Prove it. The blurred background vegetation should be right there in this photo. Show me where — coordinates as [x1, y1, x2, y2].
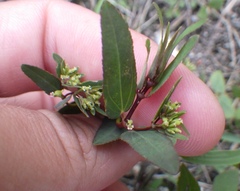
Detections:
[73, 0, 240, 190]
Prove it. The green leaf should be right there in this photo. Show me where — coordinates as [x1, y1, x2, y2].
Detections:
[94, 0, 105, 13]
[181, 124, 190, 137]
[73, 95, 89, 117]
[197, 6, 208, 20]
[173, 19, 206, 47]
[218, 93, 235, 119]
[21, 64, 62, 94]
[160, 28, 181, 70]
[101, 2, 137, 119]
[148, 23, 170, 79]
[137, 39, 150, 90]
[208, 0, 224, 10]
[151, 35, 198, 95]
[209, 70, 225, 94]
[213, 170, 239, 191]
[80, 80, 103, 89]
[152, 78, 182, 123]
[93, 118, 125, 145]
[183, 149, 240, 166]
[141, 178, 162, 191]
[120, 130, 179, 174]
[235, 108, 240, 120]
[168, 133, 188, 141]
[232, 85, 240, 98]
[177, 164, 200, 191]
[54, 94, 72, 110]
[153, 2, 164, 44]
[53, 53, 65, 78]
[95, 106, 107, 116]
[145, 38, 151, 53]
[221, 132, 240, 144]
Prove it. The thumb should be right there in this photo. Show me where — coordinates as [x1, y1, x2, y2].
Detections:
[0, 104, 142, 191]
[131, 65, 225, 156]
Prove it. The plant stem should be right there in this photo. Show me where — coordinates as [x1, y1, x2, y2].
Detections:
[132, 126, 152, 131]
[124, 77, 155, 123]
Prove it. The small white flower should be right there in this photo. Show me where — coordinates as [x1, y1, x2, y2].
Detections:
[126, 119, 134, 130]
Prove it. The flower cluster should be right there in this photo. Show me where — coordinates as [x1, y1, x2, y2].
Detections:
[49, 60, 104, 117]
[155, 101, 185, 135]
[76, 86, 102, 115]
[126, 119, 134, 130]
[60, 64, 83, 86]
[161, 117, 183, 134]
[51, 89, 63, 98]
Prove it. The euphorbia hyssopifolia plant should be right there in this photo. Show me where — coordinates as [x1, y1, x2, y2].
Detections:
[21, 2, 204, 174]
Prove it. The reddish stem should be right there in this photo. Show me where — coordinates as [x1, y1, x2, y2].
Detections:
[124, 78, 155, 123]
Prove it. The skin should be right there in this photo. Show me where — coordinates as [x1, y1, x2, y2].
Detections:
[0, 0, 225, 190]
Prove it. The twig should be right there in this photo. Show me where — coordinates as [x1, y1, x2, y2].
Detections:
[139, 14, 158, 32]
[108, 0, 133, 17]
[232, 28, 240, 48]
[138, 0, 152, 27]
[201, 165, 212, 184]
[198, 181, 212, 190]
[170, 12, 188, 31]
[230, 142, 239, 150]
[133, 0, 153, 32]
[222, 0, 240, 16]
[220, 15, 237, 67]
[184, 0, 193, 26]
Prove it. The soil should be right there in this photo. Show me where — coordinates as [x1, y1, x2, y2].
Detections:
[78, 0, 240, 86]
[135, 0, 240, 87]
[76, 0, 240, 190]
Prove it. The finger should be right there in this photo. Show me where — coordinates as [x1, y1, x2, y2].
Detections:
[0, 0, 154, 96]
[0, 91, 56, 110]
[0, 104, 142, 191]
[0, 0, 225, 157]
[102, 180, 129, 191]
[131, 65, 225, 156]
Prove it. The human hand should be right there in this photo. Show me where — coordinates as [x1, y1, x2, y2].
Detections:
[0, 0, 225, 190]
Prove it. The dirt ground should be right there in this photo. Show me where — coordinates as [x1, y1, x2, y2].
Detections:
[188, 0, 240, 86]
[79, 0, 240, 87]
[75, 1, 240, 190]
[75, 0, 240, 190]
